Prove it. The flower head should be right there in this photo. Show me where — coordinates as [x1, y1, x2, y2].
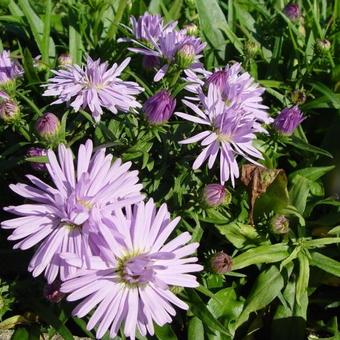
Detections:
[0, 50, 23, 85]
[185, 63, 272, 129]
[143, 90, 176, 124]
[315, 39, 331, 55]
[202, 184, 230, 207]
[0, 91, 20, 122]
[271, 215, 290, 234]
[1, 140, 144, 283]
[43, 57, 143, 122]
[35, 112, 60, 142]
[131, 13, 164, 42]
[176, 84, 264, 185]
[283, 3, 300, 20]
[26, 147, 47, 171]
[58, 53, 72, 66]
[273, 105, 304, 135]
[60, 199, 202, 340]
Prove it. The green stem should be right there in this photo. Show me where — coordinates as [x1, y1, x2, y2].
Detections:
[17, 125, 31, 142]
[16, 92, 42, 118]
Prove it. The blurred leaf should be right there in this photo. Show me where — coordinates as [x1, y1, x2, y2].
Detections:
[154, 324, 178, 340]
[310, 252, 340, 277]
[195, 0, 227, 60]
[287, 136, 333, 158]
[188, 317, 204, 340]
[0, 315, 31, 329]
[235, 266, 284, 329]
[296, 252, 309, 306]
[289, 166, 335, 182]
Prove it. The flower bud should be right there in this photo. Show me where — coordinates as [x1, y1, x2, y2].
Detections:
[271, 215, 289, 234]
[0, 50, 23, 88]
[202, 184, 231, 208]
[143, 90, 176, 125]
[0, 91, 20, 122]
[210, 251, 232, 274]
[26, 147, 47, 171]
[58, 53, 72, 67]
[291, 89, 306, 105]
[315, 39, 331, 55]
[43, 280, 65, 303]
[184, 23, 199, 36]
[176, 44, 196, 69]
[33, 55, 48, 72]
[142, 55, 160, 71]
[273, 105, 304, 135]
[283, 3, 301, 20]
[35, 112, 61, 142]
[244, 40, 260, 58]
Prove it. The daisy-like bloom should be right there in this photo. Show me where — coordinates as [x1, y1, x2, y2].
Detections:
[129, 25, 206, 81]
[42, 57, 143, 122]
[60, 199, 202, 340]
[130, 13, 165, 42]
[1, 140, 144, 283]
[176, 84, 264, 186]
[184, 63, 272, 129]
[273, 105, 304, 135]
[0, 50, 23, 85]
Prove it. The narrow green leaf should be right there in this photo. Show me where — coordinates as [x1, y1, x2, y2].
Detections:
[42, 0, 52, 64]
[287, 136, 333, 158]
[235, 266, 284, 328]
[154, 324, 178, 340]
[310, 252, 340, 277]
[188, 317, 204, 340]
[186, 289, 231, 336]
[289, 175, 310, 214]
[195, 0, 227, 60]
[296, 252, 309, 306]
[289, 166, 335, 182]
[232, 244, 289, 271]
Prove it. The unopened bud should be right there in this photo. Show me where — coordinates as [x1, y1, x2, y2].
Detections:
[184, 23, 199, 36]
[58, 53, 72, 67]
[244, 40, 260, 58]
[315, 39, 331, 55]
[271, 215, 290, 234]
[176, 44, 196, 69]
[291, 89, 306, 105]
[35, 112, 61, 142]
[0, 91, 20, 122]
[283, 3, 301, 21]
[202, 184, 231, 208]
[210, 251, 232, 274]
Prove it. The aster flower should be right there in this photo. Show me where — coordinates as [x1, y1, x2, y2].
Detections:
[1, 140, 144, 283]
[176, 84, 264, 186]
[273, 105, 304, 135]
[60, 199, 202, 340]
[143, 90, 176, 124]
[0, 50, 23, 85]
[128, 24, 206, 81]
[184, 63, 272, 128]
[42, 57, 143, 122]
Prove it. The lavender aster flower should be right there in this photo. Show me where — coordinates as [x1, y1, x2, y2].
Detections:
[1, 140, 144, 283]
[26, 147, 47, 171]
[283, 3, 301, 20]
[131, 13, 164, 42]
[176, 84, 264, 186]
[0, 50, 23, 85]
[60, 199, 202, 340]
[273, 105, 304, 135]
[185, 63, 272, 128]
[129, 29, 206, 82]
[143, 90, 176, 124]
[43, 57, 143, 122]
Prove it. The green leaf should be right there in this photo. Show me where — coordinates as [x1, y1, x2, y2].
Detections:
[287, 136, 333, 158]
[232, 244, 289, 271]
[310, 252, 340, 277]
[215, 222, 259, 248]
[296, 252, 309, 306]
[69, 9, 83, 64]
[289, 175, 310, 214]
[188, 317, 204, 340]
[303, 237, 340, 248]
[11, 327, 30, 340]
[235, 266, 284, 329]
[154, 324, 178, 340]
[186, 289, 231, 336]
[289, 166, 335, 182]
[42, 0, 52, 64]
[195, 0, 227, 60]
